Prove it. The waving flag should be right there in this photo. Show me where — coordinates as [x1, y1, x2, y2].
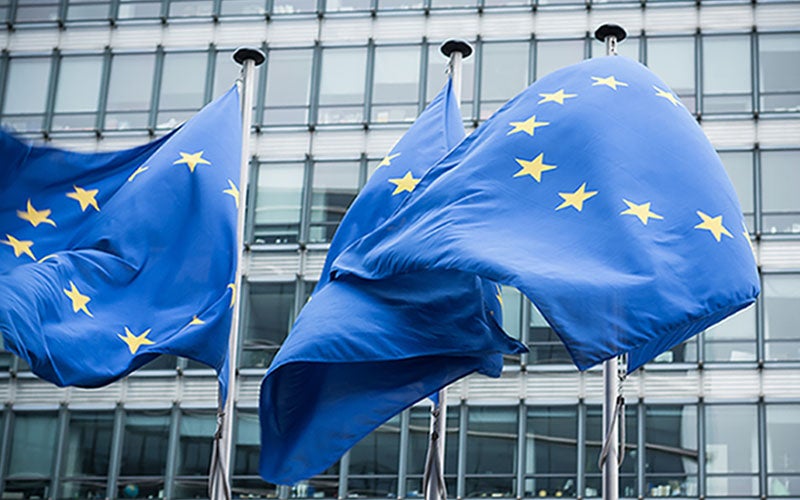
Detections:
[0, 86, 241, 396]
[259, 81, 526, 485]
[333, 56, 760, 372]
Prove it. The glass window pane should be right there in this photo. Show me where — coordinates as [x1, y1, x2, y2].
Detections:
[120, 410, 171, 477]
[253, 162, 304, 244]
[62, 412, 114, 477]
[158, 52, 208, 128]
[372, 46, 420, 123]
[318, 47, 366, 124]
[763, 274, 800, 361]
[14, 0, 59, 22]
[500, 286, 522, 341]
[536, 39, 584, 80]
[234, 410, 261, 475]
[177, 410, 216, 476]
[767, 404, 800, 496]
[466, 407, 517, 498]
[242, 282, 295, 368]
[645, 405, 698, 497]
[273, 0, 316, 13]
[526, 406, 577, 497]
[702, 36, 752, 114]
[529, 302, 571, 364]
[105, 53, 155, 130]
[427, 44, 474, 119]
[54, 56, 103, 113]
[264, 49, 314, 126]
[349, 416, 400, 498]
[480, 42, 528, 120]
[761, 150, 800, 235]
[408, 407, 459, 477]
[325, 0, 370, 11]
[704, 304, 756, 362]
[717, 151, 754, 231]
[117, 0, 162, 18]
[309, 161, 360, 244]
[213, 50, 240, 99]
[585, 406, 636, 498]
[8, 412, 58, 477]
[220, 0, 267, 15]
[758, 34, 800, 113]
[2, 57, 50, 132]
[66, 1, 110, 20]
[168, 0, 214, 16]
[647, 37, 696, 113]
[705, 406, 758, 474]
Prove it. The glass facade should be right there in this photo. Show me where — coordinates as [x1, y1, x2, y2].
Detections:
[0, 0, 798, 498]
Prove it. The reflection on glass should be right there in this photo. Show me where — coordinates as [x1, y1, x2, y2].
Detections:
[318, 48, 367, 124]
[526, 407, 578, 498]
[325, 0, 370, 11]
[105, 53, 156, 130]
[430, 0, 475, 9]
[309, 161, 359, 243]
[53, 55, 103, 131]
[264, 49, 314, 126]
[117, 0, 162, 19]
[716, 151, 754, 231]
[158, 52, 207, 129]
[212, 50, 240, 99]
[273, 0, 316, 13]
[536, 39, 584, 80]
[63, 412, 114, 477]
[585, 406, 636, 497]
[8, 412, 58, 478]
[254, 162, 304, 244]
[763, 274, 800, 361]
[242, 282, 295, 368]
[349, 416, 400, 497]
[220, 0, 267, 15]
[177, 410, 216, 476]
[702, 36, 752, 114]
[168, 0, 214, 17]
[66, 0, 111, 21]
[14, 0, 60, 22]
[372, 46, 420, 123]
[644, 405, 698, 497]
[704, 305, 756, 362]
[705, 405, 758, 496]
[758, 34, 800, 113]
[377, 0, 424, 9]
[120, 411, 171, 477]
[761, 151, 800, 235]
[408, 407, 459, 479]
[766, 405, 800, 496]
[529, 302, 571, 363]
[427, 45, 474, 119]
[466, 407, 517, 497]
[480, 42, 528, 120]
[2, 57, 50, 132]
[647, 37, 695, 113]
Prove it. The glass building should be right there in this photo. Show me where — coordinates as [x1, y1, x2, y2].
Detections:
[0, 0, 799, 497]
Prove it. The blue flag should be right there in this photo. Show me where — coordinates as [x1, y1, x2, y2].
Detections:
[333, 56, 760, 373]
[259, 81, 526, 485]
[0, 86, 241, 397]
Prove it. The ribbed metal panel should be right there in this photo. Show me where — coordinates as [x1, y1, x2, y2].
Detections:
[534, 10, 590, 38]
[255, 131, 310, 160]
[238, 376, 262, 402]
[703, 120, 756, 148]
[427, 13, 479, 41]
[641, 370, 700, 400]
[646, 6, 698, 34]
[110, 24, 162, 50]
[762, 368, 800, 400]
[248, 251, 301, 277]
[216, 22, 268, 48]
[525, 371, 582, 403]
[60, 27, 110, 51]
[702, 369, 760, 401]
[480, 12, 532, 40]
[755, 3, 800, 30]
[125, 377, 179, 404]
[303, 251, 328, 279]
[69, 383, 124, 405]
[462, 372, 523, 403]
[759, 240, 800, 271]
[14, 378, 69, 404]
[267, 19, 319, 46]
[7, 29, 59, 52]
[758, 119, 800, 148]
[163, 23, 217, 48]
[313, 129, 367, 157]
[700, 5, 753, 33]
[373, 15, 427, 42]
[366, 128, 406, 157]
[0, 380, 10, 403]
[582, 369, 606, 403]
[181, 377, 220, 404]
[321, 17, 372, 43]
[591, 10, 644, 38]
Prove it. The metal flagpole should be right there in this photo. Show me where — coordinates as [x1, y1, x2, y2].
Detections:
[209, 46, 266, 500]
[595, 25, 628, 500]
[422, 39, 473, 500]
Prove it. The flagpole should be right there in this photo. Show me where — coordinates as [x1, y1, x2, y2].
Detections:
[595, 25, 627, 500]
[210, 46, 265, 500]
[421, 39, 473, 500]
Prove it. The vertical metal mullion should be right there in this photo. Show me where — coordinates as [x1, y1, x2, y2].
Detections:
[695, 30, 703, 118]
[163, 404, 181, 499]
[204, 43, 216, 105]
[95, 47, 113, 134]
[417, 39, 428, 113]
[398, 409, 410, 499]
[472, 36, 483, 123]
[106, 405, 125, 499]
[0, 405, 14, 494]
[0, 50, 10, 116]
[515, 402, 525, 500]
[697, 400, 706, 499]
[364, 39, 376, 127]
[757, 398, 767, 500]
[254, 42, 269, 128]
[756, 269, 765, 364]
[753, 142, 763, 239]
[358, 152, 368, 190]
[456, 402, 467, 500]
[636, 400, 645, 499]
[309, 42, 322, 128]
[237, 279, 252, 369]
[109, 0, 121, 22]
[576, 401, 586, 498]
[50, 404, 70, 497]
[299, 155, 314, 244]
[292, 275, 304, 323]
[244, 156, 259, 244]
[751, 29, 759, 117]
[57, 0, 67, 27]
[7, 0, 18, 27]
[520, 296, 530, 370]
[43, 48, 61, 136]
[527, 35, 535, 85]
[148, 46, 166, 134]
[338, 450, 350, 499]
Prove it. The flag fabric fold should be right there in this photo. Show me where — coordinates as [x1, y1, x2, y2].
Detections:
[259, 80, 526, 485]
[332, 56, 760, 373]
[0, 86, 242, 397]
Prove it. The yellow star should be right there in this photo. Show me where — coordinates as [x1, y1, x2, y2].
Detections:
[66, 186, 100, 212]
[17, 199, 56, 227]
[128, 166, 149, 182]
[63, 281, 93, 317]
[223, 179, 240, 208]
[117, 327, 155, 355]
[507, 115, 550, 137]
[173, 151, 211, 173]
[513, 153, 557, 182]
[227, 283, 236, 308]
[556, 183, 598, 212]
[653, 86, 680, 106]
[189, 315, 205, 326]
[591, 76, 629, 90]
[538, 89, 577, 105]
[2, 234, 35, 260]
[377, 152, 401, 168]
[495, 285, 503, 306]
[695, 211, 733, 242]
[388, 171, 421, 195]
[620, 199, 664, 225]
